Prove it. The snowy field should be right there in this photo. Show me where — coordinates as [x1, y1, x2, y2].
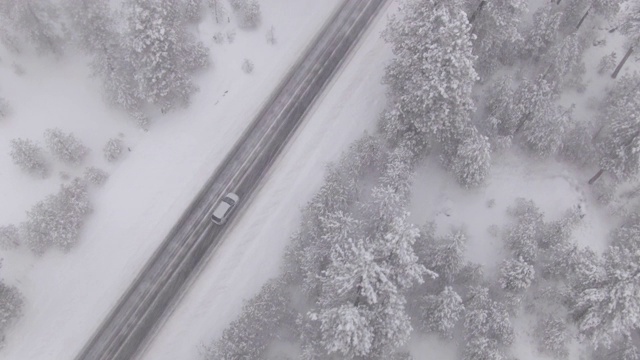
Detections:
[0, 1, 343, 358]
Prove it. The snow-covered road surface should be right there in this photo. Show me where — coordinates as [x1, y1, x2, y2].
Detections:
[75, 1, 386, 359]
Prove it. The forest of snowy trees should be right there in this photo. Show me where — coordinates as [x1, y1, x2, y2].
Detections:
[206, 0, 640, 359]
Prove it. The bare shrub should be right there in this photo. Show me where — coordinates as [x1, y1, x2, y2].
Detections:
[103, 138, 124, 162]
[242, 58, 254, 74]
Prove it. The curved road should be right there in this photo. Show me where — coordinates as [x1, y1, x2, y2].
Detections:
[75, 1, 386, 359]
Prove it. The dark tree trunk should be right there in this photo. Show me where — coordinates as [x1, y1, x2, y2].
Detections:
[577, 7, 591, 29]
[588, 169, 605, 185]
[557, 0, 561, 5]
[612, 47, 634, 79]
[469, 0, 486, 23]
[592, 124, 604, 143]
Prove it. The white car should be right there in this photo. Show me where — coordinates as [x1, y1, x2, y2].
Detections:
[211, 193, 240, 225]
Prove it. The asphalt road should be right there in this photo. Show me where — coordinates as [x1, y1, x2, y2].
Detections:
[75, 1, 386, 359]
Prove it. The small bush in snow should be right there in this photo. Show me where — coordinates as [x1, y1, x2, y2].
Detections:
[0, 97, 10, 119]
[242, 59, 254, 74]
[43, 128, 89, 165]
[266, 26, 276, 45]
[22, 178, 92, 255]
[11, 63, 24, 76]
[597, 52, 617, 75]
[0, 225, 20, 250]
[9, 138, 49, 177]
[84, 167, 109, 186]
[0, 281, 24, 339]
[226, 30, 236, 43]
[212, 32, 225, 44]
[103, 138, 124, 162]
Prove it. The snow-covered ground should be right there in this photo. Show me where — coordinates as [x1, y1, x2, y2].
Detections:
[0, 1, 345, 358]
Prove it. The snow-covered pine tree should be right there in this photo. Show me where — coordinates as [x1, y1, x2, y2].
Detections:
[124, 0, 208, 112]
[467, 0, 528, 80]
[522, 6, 562, 62]
[540, 33, 587, 91]
[381, 0, 477, 156]
[521, 103, 574, 158]
[0, 225, 20, 250]
[43, 128, 89, 165]
[0, 280, 24, 339]
[181, 0, 203, 23]
[0, 97, 10, 119]
[463, 287, 515, 359]
[613, 2, 640, 78]
[499, 256, 535, 292]
[420, 286, 464, 339]
[9, 138, 49, 177]
[204, 278, 295, 359]
[21, 178, 92, 254]
[504, 198, 544, 262]
[309, 210, 427, 358]
[0, 0, 66, 56]
[560, 121, 598, 167]
[534, 316, 570, 359]
[425, 228, 467, 283]
[590, 74, 640, 184]
[64, 0, 116, 54]
[208, 0, 227, 24]
[558, 0, 621, 32]
[573, 219, 640, 348]
[441, 125, 492, 188]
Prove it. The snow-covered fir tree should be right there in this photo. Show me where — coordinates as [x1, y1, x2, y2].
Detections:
[420, 286, 464, 339]
[64, 0, 116, 54]
[0, 225, 20, 250]
[591, 74, 640, 184]
[381, 0, 478, 157]
[0, 97, 10, 119]
[0, 0, 66, 56]
[83, 167, 109, 186]
[521, 103, 574, 158]
[504, 198, 544, 263]
[467, 0, 528, 79]
[522, 6, 562, 62]
[534, 316, 570, 359]
[573, 218, 640, 348]
[0, 280, 24, 341]
[181, 0, 203, 23]
[43, 128, 89, 165]
[208, 0, 227, 24]
[204, 278, 295, 359]
[124, 0, 209, 112]
[441, 125, 492, 188]
[558, 0, 621, 31]
[463, 287, 515, 360]
[541, 33, 587, 90]
[228, 0, 260, 28]
[9, 138, 49, 177]
[424, 228, 467, 283]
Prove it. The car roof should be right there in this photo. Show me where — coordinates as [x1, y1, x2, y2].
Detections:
[212, 201, 232, 219]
